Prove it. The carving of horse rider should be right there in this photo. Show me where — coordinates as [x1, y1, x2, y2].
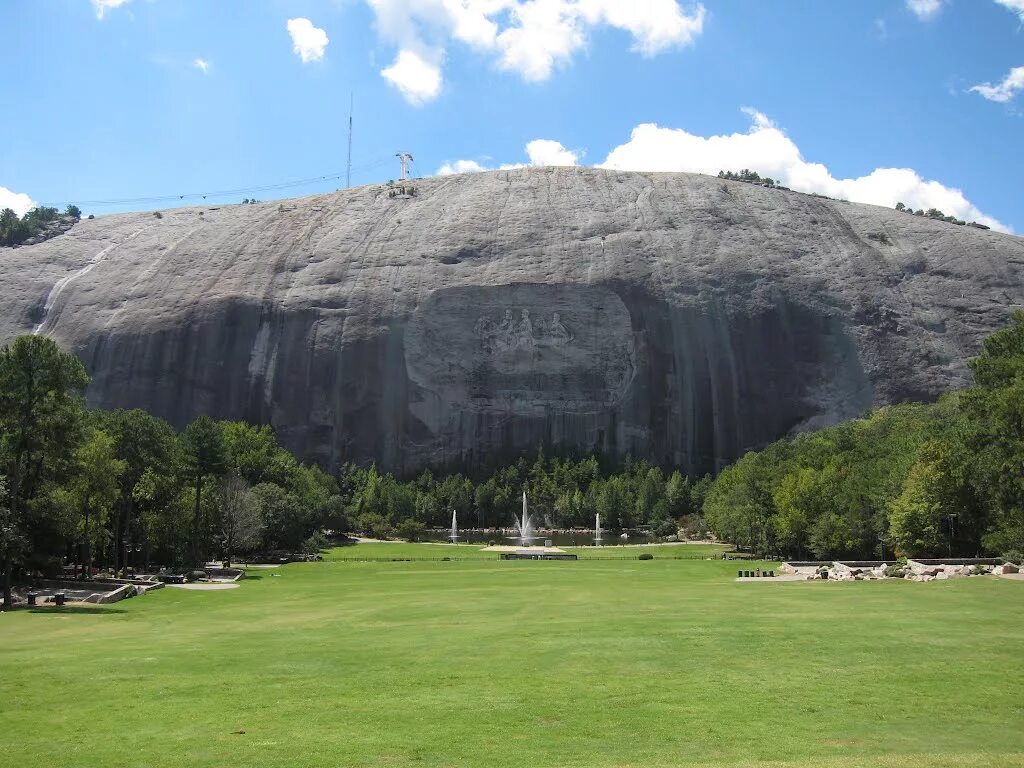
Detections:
[517, 309, 535, 350]
[547, 312, 570, 346]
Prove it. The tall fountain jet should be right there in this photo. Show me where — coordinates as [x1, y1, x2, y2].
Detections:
[515, 491, 536, 547]
[594, 512, 603, 546]
[449, 509, 459, 543]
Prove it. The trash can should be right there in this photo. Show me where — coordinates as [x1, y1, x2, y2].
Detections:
[27, 591, 37, 606]
[54, 591, 66, 607]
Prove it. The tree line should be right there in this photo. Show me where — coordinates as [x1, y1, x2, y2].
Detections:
[0, 335, 343, 610]
[338, 455, 712, 543]
[0, 205, 81, 246]
[703, 313, 1024, 562]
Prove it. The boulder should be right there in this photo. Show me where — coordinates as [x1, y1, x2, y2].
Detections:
[2, 168, 1023, 474]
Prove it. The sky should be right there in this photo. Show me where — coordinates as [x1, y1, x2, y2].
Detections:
[1, 0, 1022, 232]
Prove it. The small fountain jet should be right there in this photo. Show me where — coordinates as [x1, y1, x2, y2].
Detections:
[449, 509, 459, 543]
[594, 512, 603, 547]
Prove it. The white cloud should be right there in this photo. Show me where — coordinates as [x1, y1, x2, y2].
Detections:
[494, 2, 586, 81]
[365, 0, 705, 102]
[995, 0, 1024, 21]
[287, 18, 330, 63]
[91, 0, 131, 19]
[525, 139, 580, 166]
[0, 187, 37, 217]
[970, 66, 1024, 102]
[436, 138, 579, 175]
[193, 58, 210, 74]
[906, 0, 943, 20]
[437, 159, 489, 176]
[598, 109, 1009, 231]
[381, 49, 443, 105]
[577, 0, 706, 55]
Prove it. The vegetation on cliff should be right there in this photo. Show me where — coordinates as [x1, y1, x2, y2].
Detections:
[0, 205, 80, 246]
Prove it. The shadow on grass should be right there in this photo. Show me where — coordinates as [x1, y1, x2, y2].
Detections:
[23, 606, 128, 615]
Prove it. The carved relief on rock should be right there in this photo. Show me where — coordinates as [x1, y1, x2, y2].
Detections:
[405, 283, 636, 419]
[474, 308, 575, 354]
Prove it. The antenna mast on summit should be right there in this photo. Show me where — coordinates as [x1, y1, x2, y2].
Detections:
[396, 151, 413, 181]
[346, 93, 353, 188]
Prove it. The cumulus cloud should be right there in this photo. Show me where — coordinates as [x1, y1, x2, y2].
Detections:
[0, 187, 37, 217]
[906, 0, 943, 20]
[598, 109, 1008, 231]
[91, 0, 131, 19]
[525, 139, 580, 166]
[970, 66, 1024, 102]
[437, 159, 489, 176]
[381, 49, 443, 105]
[193, 58, 210, 74]
[995, 0, 1024, 21]
[436, 139, 579, 175]
[366, 0, 705, 102]
[287, 18, 330, 63]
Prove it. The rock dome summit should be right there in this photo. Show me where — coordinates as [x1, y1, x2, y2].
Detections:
[2, 167, 1022, 475]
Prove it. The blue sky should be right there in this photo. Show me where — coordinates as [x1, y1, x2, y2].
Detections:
[1, 0, 1022, 231]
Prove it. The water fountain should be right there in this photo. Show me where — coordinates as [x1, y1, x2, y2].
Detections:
[449, 509, 459, 543]
[594, 512, 603, 546]
[513, 491, 540, 547]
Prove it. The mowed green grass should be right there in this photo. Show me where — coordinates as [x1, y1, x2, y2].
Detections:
[324, 541, 731, 560]
[2, 545, 1023, 768]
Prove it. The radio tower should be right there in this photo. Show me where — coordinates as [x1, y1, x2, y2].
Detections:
[346, 94, 353, 188]
[396, 151, 414, 181]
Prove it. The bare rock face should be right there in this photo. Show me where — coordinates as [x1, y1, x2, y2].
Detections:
[1, 167, 1022, 475]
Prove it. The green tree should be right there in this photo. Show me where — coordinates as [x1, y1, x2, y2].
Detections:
[0, 336, 88, 609]
[396, 518, 427, 542]
[808, 512, 852, 559]
[217, 474, 261, 566]
[64, 204, 81, 219]
[772, 468, 819, 558]
[961, 311, 1024, 553]
[97, 409, 179, 573]
[665, 470, 691, 518]
[66, 429, 126, 578]
[180, 416, 226, 565]
[888, 441, 957, 557]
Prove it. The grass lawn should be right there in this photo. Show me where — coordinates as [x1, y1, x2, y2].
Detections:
[2, 545, 1023, 767]
[324, 541, 731, 560]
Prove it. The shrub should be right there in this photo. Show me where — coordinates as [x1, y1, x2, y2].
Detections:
[1003, 550, 1023, 565]
[638, 552, 654, 560]
[653, 519, 677, 538]
[396, 518, 427, 542]
[301, 532, 328, 554]
[64, 204, 81, 218]
[153, 211, 163, 219]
